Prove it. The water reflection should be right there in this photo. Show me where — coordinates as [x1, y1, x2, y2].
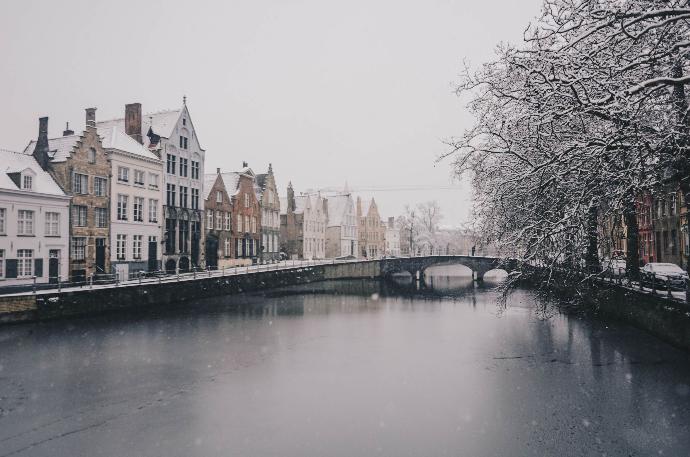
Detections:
[0, 279, 689, 457]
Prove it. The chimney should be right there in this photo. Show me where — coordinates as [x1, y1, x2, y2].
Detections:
[287, 182, 295, 212]
[63, 122, 74, 136]
[216, 168, 221, 174]
[125, 103, 143, 144]
[242, 161, 248, 168]
[33, 117, 51, 170]
[388, 217, 395, 228]
[85, 107, 96, 128]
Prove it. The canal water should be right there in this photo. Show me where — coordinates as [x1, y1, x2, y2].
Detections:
[1, 268, 689, 456]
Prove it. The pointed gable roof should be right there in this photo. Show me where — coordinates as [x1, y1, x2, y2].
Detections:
[98, 125, 160, 160]
[0, 149, 66, 195]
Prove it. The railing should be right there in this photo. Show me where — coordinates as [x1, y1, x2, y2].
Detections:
[0, 254, 497, 298]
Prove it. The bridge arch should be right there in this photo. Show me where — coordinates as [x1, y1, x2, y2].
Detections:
[380, 255, 515, 283]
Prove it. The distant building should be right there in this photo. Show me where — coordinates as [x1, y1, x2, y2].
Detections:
[357, 197, 385, 258]
[325, 191, 358, 258]
[384, 217, 401, 257]
[0, 148, 70, 286]
[203, 169, 234, 269]
[255, 164, 281, 262]
[222, 166, 261, 264]
[98, 100, 205, 274]
[25, 110, 112, 282]
[99, 113, 164, 280]
[280, 184, 326, 260]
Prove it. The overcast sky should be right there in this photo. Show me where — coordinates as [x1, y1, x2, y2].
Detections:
[1, 0, 543, 226]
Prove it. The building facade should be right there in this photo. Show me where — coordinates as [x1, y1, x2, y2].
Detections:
[0, 148, 70, 287]
[222, 167, 261, 264]
[357, 197, 385, 259]
[255, 165, 281, 262]
[26, 111, 112, 282]
[325, 192, 358, 258]
[203, 169, 233, 269]
[98, 101, 205, 273]
[100, 121, 163, 279]
[385, 217, 401, 257]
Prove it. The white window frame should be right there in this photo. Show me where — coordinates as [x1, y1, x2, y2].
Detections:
[134, 170, 145, 186]
[116, 234, 127, 260]
[215, 211, 222, 230]
[133, 235, 142, 260]
[0, 249, 4, 278]
[117, 195, 128, 221]
[149, 173, 159, 189]
[45, 212, 60, 236]
[149, 199, 158, 223]
[72, 237, 86, 260]
[95, 207, 107, 228]
[216, 191, 223, 203]
[118, 167, 129, 183]
[23, 174, 33, 190]
[17, 249, 33, 277]
[0, 208, 5, 234]
[73, 173, 88, 194]
[17, 210, 34, 235]
[94, 176, 107, 197]
[133, 197, 144, 222]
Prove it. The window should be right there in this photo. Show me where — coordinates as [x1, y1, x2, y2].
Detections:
[149, 199, 158, 223]
[72, 237, 86, 260]
[88, 148, 96, 163]
[117, 195, 128, 221]
[216, 191, 223, 203]
[180, 186, 188, 208]
[244, 194, 250, 208]
[134, 170, 145, 186]
[149, 173, 159, 189]
[215, 211, 222, 230]
[133, 235, 142, 259]
[23, 175, 33, 190]
[116, 234, 127, 260]
[179, 136, 188, 149]
[245, 215, 250, 234]
[165, 219, 176, 254]
[0, 208, 5, 234]
[179, 220, 189, 253]
[133, 197, 144, 222]
[45, 212, 60, 236]
[17, 249, 33, 277]
[72, 205, 87, 227]
[167, 154, 177, 174]
[224, 238, 230, 257]
[191, 188, 199, 209]
[149, 235, 157, 244]
[73, 173, 88, 194]
[670, 194, 677, 216]
[166, 184, 176, 207]
[237, 214, 243, 232]
[207, 210, 213, 229]
[224, 212, 231, 230]
[94, 177, 107, 197]
[183, 118, 187, 126]
[191, 161, 199, 180]
[0, 249, 3, 278]
[18, 210, 34, 235]
[251, 217, 256, 234]
[95, 208, 107, 228]
[179, 158, 188, 177]
[118, 167, 129, 183]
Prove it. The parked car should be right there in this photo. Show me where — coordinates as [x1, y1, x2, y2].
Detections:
[601, 259, 626, 277]
[640, 263, 688, 290]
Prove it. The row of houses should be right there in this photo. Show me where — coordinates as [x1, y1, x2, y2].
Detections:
[602, 190, 690, 268]
[0, 101, 406, 287]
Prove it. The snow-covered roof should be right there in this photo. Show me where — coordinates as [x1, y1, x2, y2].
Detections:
[203, 174, 218, 201]
[97, 109, 182, 148]
[0, 149, 66, 196]
[220, 172, 241, 197]
[98, 126, 160, 160]
[23, 135, 80, 163]
[326, 194, 353, 227]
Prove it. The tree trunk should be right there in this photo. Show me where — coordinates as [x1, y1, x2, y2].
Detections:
[624, 198, 640, 281]
[585, 205, 599, 273]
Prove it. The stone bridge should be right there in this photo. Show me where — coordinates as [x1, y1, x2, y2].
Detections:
[378, 255, 517, 282]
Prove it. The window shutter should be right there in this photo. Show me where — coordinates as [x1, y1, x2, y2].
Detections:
[34, 259, 43, 278]
[6, 259, 18, 278]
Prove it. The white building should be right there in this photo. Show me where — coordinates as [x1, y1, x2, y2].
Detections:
[385, 217, 401, 257]
[296, 193, 327, 260]
[0, 149, 70, 287]
[98, 100, 205, 273]
[325, 192, 358, 258]
[99, 125, 164, 280]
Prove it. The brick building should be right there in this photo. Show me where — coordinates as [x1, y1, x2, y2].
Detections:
[25, 109, 112, 282]
[255, 164, 281, 263]
[357, 197, 385, 258]
[203, 168, 233, 268]
[221, 166, 261, 264]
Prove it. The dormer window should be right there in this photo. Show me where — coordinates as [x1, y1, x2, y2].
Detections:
[22, 175, 33, 190]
